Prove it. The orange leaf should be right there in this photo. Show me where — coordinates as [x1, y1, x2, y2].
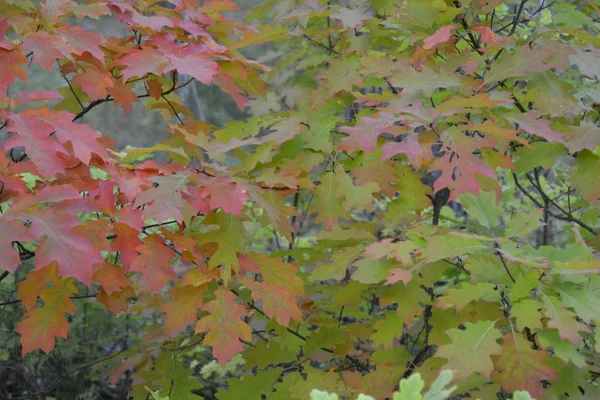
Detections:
[15, 277, 77, 355]
[158, 285, 206, 335]
[92, 263, 131, 296]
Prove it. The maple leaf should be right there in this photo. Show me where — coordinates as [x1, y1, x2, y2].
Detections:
[435, 320, 502, 380]
[130, 234, 176, 292]
[217, 368, 283, 400]
[492, 334, 557, 398]
[71, 65, 115, 99]
[484, 46, 558, 84]
[195, 212, 246, 279]
[472, 26, 506, 45]
[107, 85, 138, 114]
[237, 276, 302, 326]
[158, 285, 206, 335]
[0, 48, 27, 86]
[422, 25, 455, 50]
[17, 262, 59, 310]
[4, 112, 70, 178]
[541, 293, 591, 344]
[118, 48, 167, 83]
[26, 209, 104, 284]
[134, 174, 197, 224]
[249, 252, 305, 296]
[339, 112, 396, 154]
[92, 263, 131, 296]
[97, 286, 136, 315]
[166, 53, 219, 85]
[110, 222, 144, 272]
[0, 219, 32, 273]
[15, 277, 77, 355]
[55, 26, 105, 62]
[195, 287, 251, 365]
[199, 176, 248, 215]
[36, 107, 112, 164]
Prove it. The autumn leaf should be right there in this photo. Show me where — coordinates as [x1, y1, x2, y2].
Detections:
[16, 277, 77, 355]
[195, 287, 252, 365]
[158, 285, 206, 335]
[130, 234, 176, 292]
[492, 334, 557, 398]
[237, 276, 302, 326]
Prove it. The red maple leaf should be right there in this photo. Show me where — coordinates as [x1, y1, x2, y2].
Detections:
[130, 234, 176, 292]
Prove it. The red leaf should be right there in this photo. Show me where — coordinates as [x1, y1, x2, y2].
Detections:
[118, 48, 167, 83]
[56, 26, 105, 62]
[22, 31, 69, 71]
[130, 234, 176, 292]
[237, 276, 302, 326]
[111, 222, 144, 271]
[472, 26, 506, 45]
[0, 220, 31, 273]
[36, 107, 112, 164]
[422, 25, 456, 50]
[4, 112, 69, 178]
[26, 209, 104, 284]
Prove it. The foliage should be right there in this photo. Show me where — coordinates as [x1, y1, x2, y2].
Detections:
[1, 0, 600, 399]
[310, 370, 457, 400]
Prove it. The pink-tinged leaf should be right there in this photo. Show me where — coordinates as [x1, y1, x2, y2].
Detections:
[200, 176, 248, 215]
[237, 277, 302, 326]
[339, 112, 396, 154]
[131, 13, 175, 30]
[381, 133, 421, 162]
[15, 91, 63, 107]
[386, 268, 414, 285]
[507, 114, 564, 143]
[4, 113, 69, 178]
[56, 26, 105, 62]
[167, 54, 219, 85]
[26, 209, 103, 284]
[422, 25, 456, 50]
[130, 234, 176, 292]
[430, 149, 497, 201]
[195, 287, 251, 365]
[0, 220, 32, 273]
[134, 174, 197, 224]
[21, 31, 69, 71]
[118, 48, 167, 83]
[36, 108, 112, 164]
[472, 26, 506, 45]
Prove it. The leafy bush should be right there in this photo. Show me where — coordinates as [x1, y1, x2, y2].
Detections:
[1, 0, 599, 399]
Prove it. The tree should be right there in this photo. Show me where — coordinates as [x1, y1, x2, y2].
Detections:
[1, 0, 600, 399]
